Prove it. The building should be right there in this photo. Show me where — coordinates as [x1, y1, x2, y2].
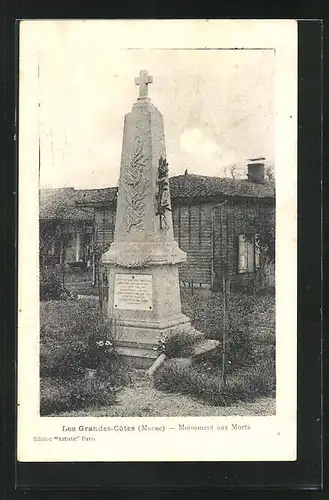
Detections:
[76, 161, 275, 292]
[39, 187, 95, 268]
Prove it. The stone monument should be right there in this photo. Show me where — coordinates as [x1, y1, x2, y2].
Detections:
[102, 69, 192, 368]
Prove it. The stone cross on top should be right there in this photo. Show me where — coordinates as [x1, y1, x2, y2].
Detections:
[134, 69, 153, 100]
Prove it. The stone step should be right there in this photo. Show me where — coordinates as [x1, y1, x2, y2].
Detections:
[116, 345, 158, 358]
[191, 339, 220, 364]
[116, 339, 159, 349]
[116, 346, 159, 369]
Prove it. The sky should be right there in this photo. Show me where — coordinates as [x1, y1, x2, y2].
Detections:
[23, 21, 275, 189]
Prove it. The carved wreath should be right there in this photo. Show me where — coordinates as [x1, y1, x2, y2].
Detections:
[155, 156, 171, 229]
[124, 141, 148, 233]
[107, 254, 152, 269]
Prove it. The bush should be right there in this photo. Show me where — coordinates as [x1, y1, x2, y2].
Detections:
[244, 357, 276, 397]
[40, 300, 120, 379]
[40, 376, 117, 415]
[40, 300, 131, 415]
[193, 325, 275, 379]
[153, 356, 275, 407]
[175, 288, 276, 406]
[180, 288, 255, 340]
[157, 329, 205, 358]
[40, 266, 75, 301]
[40, 266, 64, 301]
[225, 329, 255, 369]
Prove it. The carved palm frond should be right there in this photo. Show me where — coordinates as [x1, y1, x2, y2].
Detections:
[123, 142, 148, 233]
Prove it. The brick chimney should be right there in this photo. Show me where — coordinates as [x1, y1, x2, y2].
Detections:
[247, 157, 265, 184]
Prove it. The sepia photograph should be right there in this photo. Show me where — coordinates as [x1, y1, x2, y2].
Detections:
[18, 20, 297, 462]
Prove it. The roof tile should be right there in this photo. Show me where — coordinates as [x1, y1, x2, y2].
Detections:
[40, 174, 275, 219]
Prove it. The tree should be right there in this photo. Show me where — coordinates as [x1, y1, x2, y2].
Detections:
[265, 165, 275, 181]
[230, 165, 237, 179]
[223, 163, 245, 180]
[39, 219, 62, 269]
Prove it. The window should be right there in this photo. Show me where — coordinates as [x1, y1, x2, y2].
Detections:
[238, 234, 261, 273]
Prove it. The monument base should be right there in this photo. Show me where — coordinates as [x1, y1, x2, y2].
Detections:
[102, 260, 193, 369]
[113, 314, 192, 369]
[116, 346, 159, 370]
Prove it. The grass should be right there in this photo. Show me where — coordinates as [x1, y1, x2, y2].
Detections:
[180, 287, 275, 341]
[40, 287, 275, 416]
[52, 371, 275, 417]
[153, 356, 275, 407]
[40, 299, 130, 415]
[152, 288, 275, 408]
[40, 376, 118, 415]
[62, 267, 99, 296]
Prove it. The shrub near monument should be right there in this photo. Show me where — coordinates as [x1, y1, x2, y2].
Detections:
[40, 300, 130, 415]
[153, 289, 275, 406]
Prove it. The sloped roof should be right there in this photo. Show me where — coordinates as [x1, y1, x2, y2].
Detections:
[39, 188, 95, 221]
[75, 174, 275, 208]
[40, 174, 275, 219]
[169, 174, 275, 201]
[75, 187, 118, 207]
[75, 187, 118, 205]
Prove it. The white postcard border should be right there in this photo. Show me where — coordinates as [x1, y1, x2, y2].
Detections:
[17, 19, 297, 462]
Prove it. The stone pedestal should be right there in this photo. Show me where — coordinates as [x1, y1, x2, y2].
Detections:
[103, 75, 191, 368]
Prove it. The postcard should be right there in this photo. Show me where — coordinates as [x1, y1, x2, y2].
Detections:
[17, 19, 297, 462]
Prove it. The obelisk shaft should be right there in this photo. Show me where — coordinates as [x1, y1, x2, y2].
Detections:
[102, 71, 191, 368]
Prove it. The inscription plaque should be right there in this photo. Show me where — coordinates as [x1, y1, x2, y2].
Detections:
[113, 274, 153, 311]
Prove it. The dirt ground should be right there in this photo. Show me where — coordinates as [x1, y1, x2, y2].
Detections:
[56, 370, 276, 418]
